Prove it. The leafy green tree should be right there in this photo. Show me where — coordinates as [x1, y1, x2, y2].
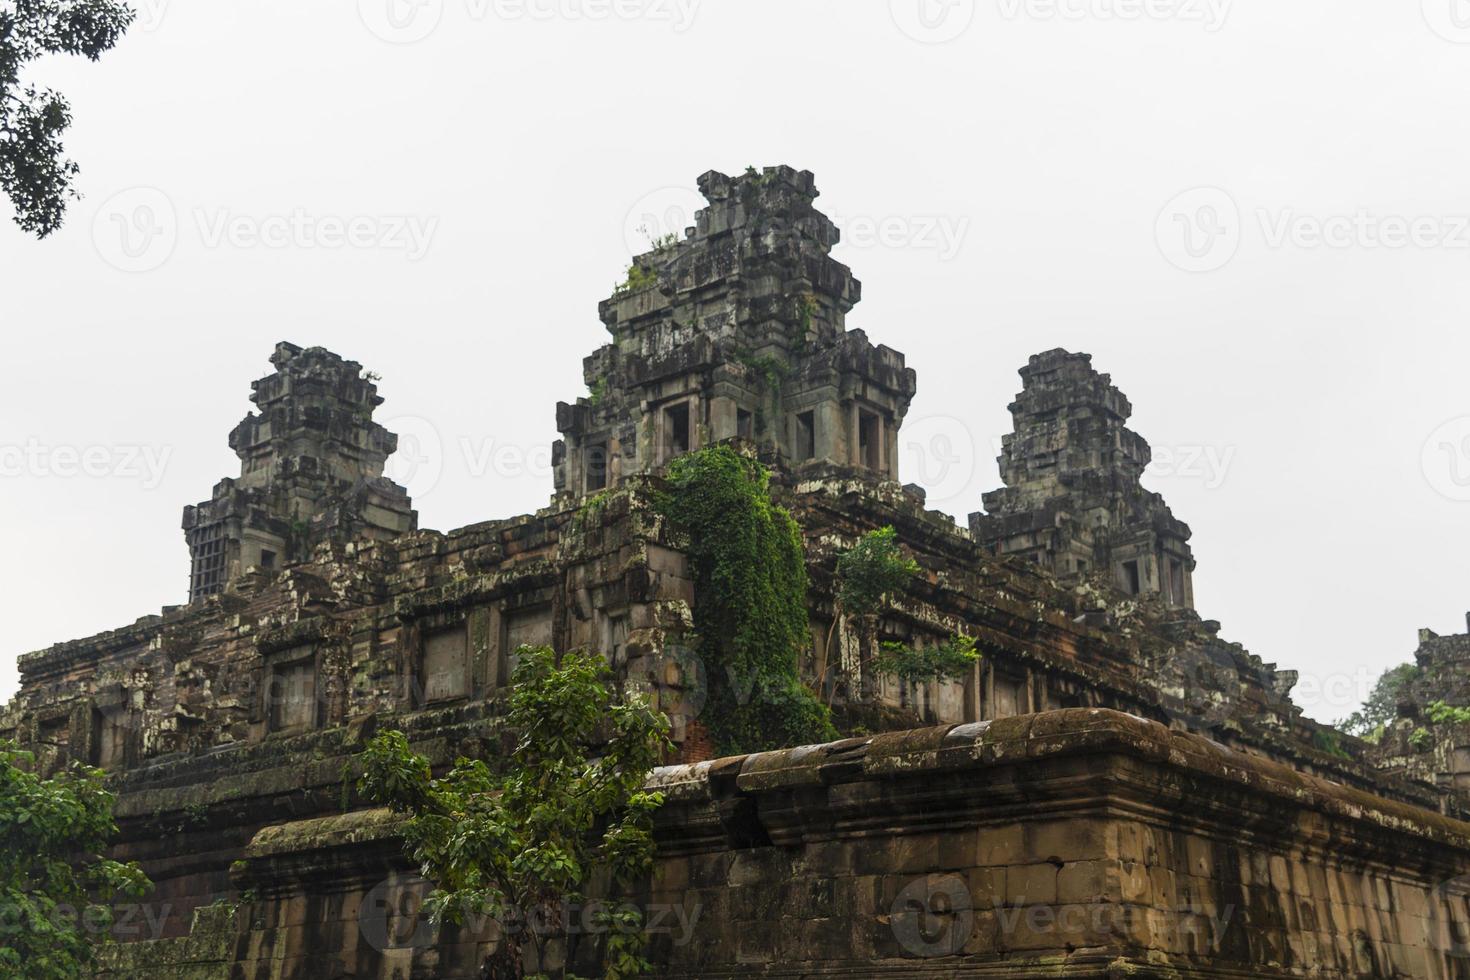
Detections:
[654, 444, 836, 754]
[1337, 662, 1420, 740]
[1, 0, 135, 237]
[0, 741, 150, 980]
[357, 646, 671, 980]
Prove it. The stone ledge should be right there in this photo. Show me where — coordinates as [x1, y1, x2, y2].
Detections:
[654, 708, 1470, 852]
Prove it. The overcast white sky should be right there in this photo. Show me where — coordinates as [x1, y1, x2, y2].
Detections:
[2, 0, 1469, 724]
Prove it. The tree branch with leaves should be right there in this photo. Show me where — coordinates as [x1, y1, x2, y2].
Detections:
[356, 646, 672, 980]
[1, 0, 135, 237]
[0, 741, 151, 979]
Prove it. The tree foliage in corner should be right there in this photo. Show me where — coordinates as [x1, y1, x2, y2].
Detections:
[1337, 662, 1421, 740]
[1, 0, 134, 237]
[655, 444, 836, 754]
[357, 646, 671, 980]
[0, 741, 150, 980]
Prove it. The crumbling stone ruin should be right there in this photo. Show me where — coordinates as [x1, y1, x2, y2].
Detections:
[971, 347, 1195, 608]
[6, 167, 1470, 978]
[1369, 617, 1470, 798]
[182, 342, 416, 600]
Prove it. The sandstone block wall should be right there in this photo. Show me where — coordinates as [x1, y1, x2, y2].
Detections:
[99, 709, 1470, 979]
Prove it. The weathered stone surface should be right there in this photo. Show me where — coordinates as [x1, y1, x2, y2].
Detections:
[554, 166, 916, 496]
[181, 342, 416, 601]
[971, 348, 1195, 610]
[106, 709, 1470, 978]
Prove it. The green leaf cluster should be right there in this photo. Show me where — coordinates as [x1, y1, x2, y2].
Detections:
[1426, 700, 1470, 726]
[357, 646, 671, 980]
[1336, 662, 1421, 737]
[872, 634, 981, 685]
[612, 263, 659, 297]
[835, 526, 919, 619]
[655, 445, 836, 754]
[1, 0, 135, 236]
[0, 742, 151, 980]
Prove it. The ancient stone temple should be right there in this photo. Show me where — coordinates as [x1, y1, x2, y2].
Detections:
[5, 167, 1470, 978]
[182, 342, 416, 600]
[971, 348, 1195, 608]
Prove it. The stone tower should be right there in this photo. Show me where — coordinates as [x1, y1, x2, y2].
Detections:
[181, 342, 416, 600]
[970, 348, 1195, 608]
[553, 167, 917, 496]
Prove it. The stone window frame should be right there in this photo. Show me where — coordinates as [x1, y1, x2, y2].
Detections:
[657, 396, 699, 464]
[393, 572, 561, 710]
[253, 618, 341, 740]
[794, 410, 816, 461]
[584, 436, 611, 494]
[408, 609, 475, 708]
[846, 398, 892, 474]
[90, 683, 133, 770]
[260, 644, 321, 737]
[24, 700, 96, 775]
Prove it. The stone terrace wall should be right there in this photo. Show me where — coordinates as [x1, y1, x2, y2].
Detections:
[101, 709, 1470, 979]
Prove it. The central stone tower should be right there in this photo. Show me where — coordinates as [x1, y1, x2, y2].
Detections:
[553, 167, 917, 496]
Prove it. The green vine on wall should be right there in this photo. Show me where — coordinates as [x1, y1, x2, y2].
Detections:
[653, 445, 836, 754]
